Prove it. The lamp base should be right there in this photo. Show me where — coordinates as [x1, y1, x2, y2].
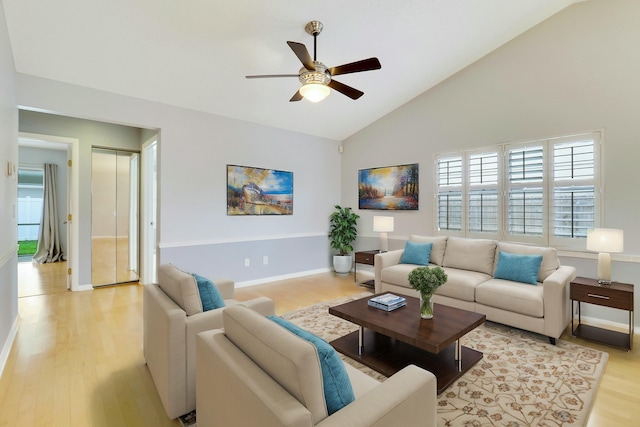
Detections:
[379, 232, 388, 253]
[597, 279, 612, 286]
[596, 252, 612, 286]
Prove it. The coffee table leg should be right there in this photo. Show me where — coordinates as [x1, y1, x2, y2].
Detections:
[455, 339, 461, 371]
[358, 326, 364, 355]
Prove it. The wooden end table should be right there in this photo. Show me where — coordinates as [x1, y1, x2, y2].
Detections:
[354, 250, 378, 288]
[570, 276, 634, 350]
[329, 294, 485, 394]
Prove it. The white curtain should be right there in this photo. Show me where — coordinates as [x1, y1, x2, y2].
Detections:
[33, 164, 64, 263]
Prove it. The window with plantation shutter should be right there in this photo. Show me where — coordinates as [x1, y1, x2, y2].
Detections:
[507, 145, 545, 239]
[468, 152, 499, 234]
[551, 134, 597, 243]
[436, 156, 463, 232]
[433, 131, 601, 250]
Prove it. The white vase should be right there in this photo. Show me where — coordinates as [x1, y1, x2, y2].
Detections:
[333, 255, 352, 275]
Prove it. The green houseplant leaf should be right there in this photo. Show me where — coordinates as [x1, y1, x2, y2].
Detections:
[328, 205, 360, 256]
[408, 266, 448, 295]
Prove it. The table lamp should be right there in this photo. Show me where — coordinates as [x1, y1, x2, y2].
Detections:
[586, 228, 624, 285]
[373, 216, 394, 253]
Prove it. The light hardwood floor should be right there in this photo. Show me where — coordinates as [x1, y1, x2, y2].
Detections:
[2, 266, 638, 426]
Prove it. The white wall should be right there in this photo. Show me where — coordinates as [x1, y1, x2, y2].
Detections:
[16, 74, 342, 284]
[0, 2, 19, 375]
[342, 0, 640, 327]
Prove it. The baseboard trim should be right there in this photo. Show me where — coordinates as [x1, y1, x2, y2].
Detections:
[0, 315, 19, 378]
[236, 268, 332, 288]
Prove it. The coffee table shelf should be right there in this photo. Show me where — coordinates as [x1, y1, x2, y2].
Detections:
[329, 295, 485, 394]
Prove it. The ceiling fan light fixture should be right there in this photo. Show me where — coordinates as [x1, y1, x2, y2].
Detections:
[299, 83, 330, 102]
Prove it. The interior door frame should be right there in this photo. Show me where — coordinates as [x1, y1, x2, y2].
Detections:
[18, 132, 80, 291]
[141, 135, 158, 284]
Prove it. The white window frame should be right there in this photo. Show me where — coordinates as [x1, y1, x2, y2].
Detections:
[434, 131, 602, 251]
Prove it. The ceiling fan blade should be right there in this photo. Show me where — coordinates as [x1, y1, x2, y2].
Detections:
[245, 74, 299, 79]
[289, 90, 303, 102]
[328, 80, 364, 100]
[328, 58, 381, 76]
[287, 41, 315, 71]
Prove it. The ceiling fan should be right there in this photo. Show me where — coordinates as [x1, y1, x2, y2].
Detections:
[245, 21, 382, 103]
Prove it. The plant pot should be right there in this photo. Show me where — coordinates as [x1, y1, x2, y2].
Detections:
[333, 255, 352, 275]
[419, 292, 434, 319]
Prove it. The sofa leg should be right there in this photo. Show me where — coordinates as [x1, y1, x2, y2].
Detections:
[548, 337, 556, 345]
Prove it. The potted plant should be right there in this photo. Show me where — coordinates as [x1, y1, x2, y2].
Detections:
[408, 266, 448, 319]
[328, 205, 360, 274]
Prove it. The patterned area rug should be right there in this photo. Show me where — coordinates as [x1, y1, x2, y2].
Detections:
[281, 293, 609, 427]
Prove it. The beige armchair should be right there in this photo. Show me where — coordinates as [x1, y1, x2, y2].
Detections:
[196, 305, 437, 427]
[143, 264, 275, 419]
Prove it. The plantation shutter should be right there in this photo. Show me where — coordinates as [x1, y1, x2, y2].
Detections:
[436, 155, 463, 232]
[468, 152, 499, 234]
[507, 145, 544, 240]
[551, 133, 597, 242]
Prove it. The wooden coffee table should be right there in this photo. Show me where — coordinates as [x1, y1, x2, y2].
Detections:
[329, 294, 486, 394]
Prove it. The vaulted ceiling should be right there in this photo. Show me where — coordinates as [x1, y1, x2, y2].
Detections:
[2, 0, 579, 140]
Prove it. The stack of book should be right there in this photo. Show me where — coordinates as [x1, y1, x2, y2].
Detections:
[368, 293, 407, 311]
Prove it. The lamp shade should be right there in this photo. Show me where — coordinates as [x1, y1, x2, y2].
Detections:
[299, 83, 330, 102]
[586, 228, 624, 253]
[373, 216, 394, 233]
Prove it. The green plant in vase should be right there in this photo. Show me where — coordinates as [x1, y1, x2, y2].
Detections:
[408, 266, 448, 319]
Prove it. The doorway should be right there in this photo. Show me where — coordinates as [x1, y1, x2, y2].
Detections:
[17, 133, 79, 296]
[91, 148, 140, 286]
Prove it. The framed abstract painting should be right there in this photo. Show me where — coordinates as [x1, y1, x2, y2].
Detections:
[358, 163, 419, 210]
[227, 165, 293, 215]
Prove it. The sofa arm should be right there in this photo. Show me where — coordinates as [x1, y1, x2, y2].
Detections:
[542, 265, 577, 339]
[374, 250, 404, 293]
[143, 283, 189, 419]
[316, 365, 437, 427]
[240, 296, 276, 317]
[214, 278, 235, 300]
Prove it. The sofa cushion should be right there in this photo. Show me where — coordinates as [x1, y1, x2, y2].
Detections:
[223, 305, 327, 423]
[476, 279, 544, 317]
[410, 235, 448, 266]
[494, 252, 543, 285]
[436, 268, 491, 302]
[443, 237, 497, 275]
[400, 241, 432, 265]
[158, 264, 203, 315]
[191, 273, 226, 311]
[494, 242, 559, 282]
[380, 263, 419, 289]
[269, 316, 355, 415]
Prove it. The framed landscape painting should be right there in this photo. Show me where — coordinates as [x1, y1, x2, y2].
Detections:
[227, 165, 293, 215]
[358, 163, 419, 210]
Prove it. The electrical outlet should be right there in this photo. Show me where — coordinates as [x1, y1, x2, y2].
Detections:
[244, 258, 250, 267]
[263, 256, 268, 265]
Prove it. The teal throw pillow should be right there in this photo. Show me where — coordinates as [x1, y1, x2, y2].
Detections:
[400, 241, 433, 265]
[191, 273, 226, 311]
[494, 251, 543, 285]
[268, 316, 355, 415]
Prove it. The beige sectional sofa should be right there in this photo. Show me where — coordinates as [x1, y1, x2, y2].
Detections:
[196, 305, 437, 427]
[375, 236, 576, 344]
[143, 264, 275, 419]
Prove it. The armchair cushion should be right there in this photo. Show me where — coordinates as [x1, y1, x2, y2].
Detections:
[158, 263, 203, 315]
[223, 305, 328, 424]
[269, 316, 355, 415]
[191, 273, 225, 311]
